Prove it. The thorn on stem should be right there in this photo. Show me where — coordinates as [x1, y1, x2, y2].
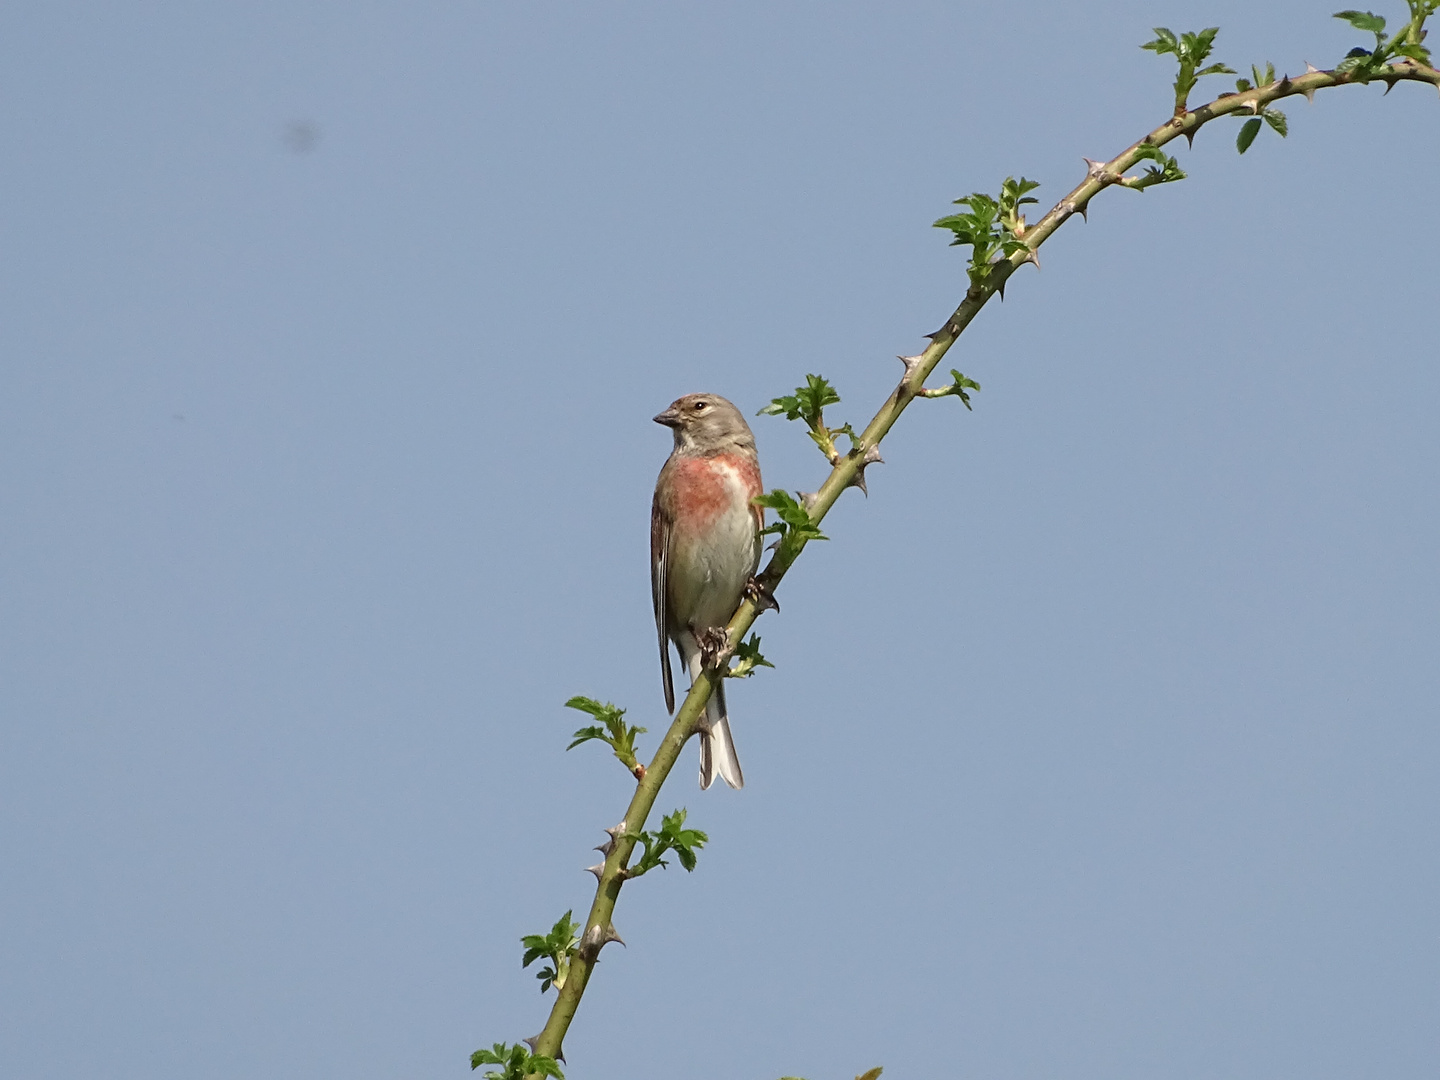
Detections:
[579, 921, 625, 959]
[584, 863, 605, 881]
[895, 353, 925, 385]
[849, 443, 885, 497]
[523, 1036, 541, 1053]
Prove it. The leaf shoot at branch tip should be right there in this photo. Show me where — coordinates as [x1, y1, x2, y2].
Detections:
[1333, 4, 1437, 79]
[759, 374, 861, 464]
[755, 489, 829, 547]
[917, 369, 982, 408]
[624, 808, 708, 876]
[520, 911, 581, 995]
[726, 633, 775, 678]
[933, 177, 1040, 288]
[565, 696, 647, 777]
[1142, 26, 1236, 114]
[470, 1043, 564, 1079]
[1121, 144, 1187, 189]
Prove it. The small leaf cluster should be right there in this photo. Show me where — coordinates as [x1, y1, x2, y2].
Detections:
[1142, 27, 1236, 114]
[624, 808, 708, 876]
[1229, 63, 1289, 154]
[471, 1043, 563, 1079]
[1121, 144, 1187, 190]
[755, 490, 829, 556]
[1235, 108, 1288, 153]
[521, 910, 580, 994]
[1334, 4, 1436, 80]
[917, 369, 982, 409]
[726, 633, 775, 679]
[778, 1069, 882, 1080]
[758, 374, 858, 465]
[933, 177, 1040, 287]
[565, 696, 647, 778]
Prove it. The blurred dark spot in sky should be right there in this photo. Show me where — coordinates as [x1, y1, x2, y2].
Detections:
[282, 120, 320, 153]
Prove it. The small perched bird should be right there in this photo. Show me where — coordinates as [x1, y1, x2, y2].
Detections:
[651, 393, 764, 789]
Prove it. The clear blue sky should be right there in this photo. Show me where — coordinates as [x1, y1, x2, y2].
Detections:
[3, 3, 1437, 1078]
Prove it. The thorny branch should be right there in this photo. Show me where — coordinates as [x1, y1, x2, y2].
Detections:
[499, 45, 1439, 1079]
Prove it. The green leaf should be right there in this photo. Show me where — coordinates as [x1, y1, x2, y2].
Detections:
[920, 369, 982, 407]
[935, 178, 1039, 286]
[1126, 145, 1186, 190]
[564, 696, 645, 772]
[727, 633, 775, 679]
[856, 1070, 885, 1080]
[520, 911, 580, 994]
[753, 489, 828, 544]
[759, 375, 853, 463]
[1141, 27, 1180, 54]
[564, 724, 608, 751]
[1334, 9, 1387, 34]
[471, 1042, 565, 1080]
[1393, 39, 1433, 62]
[758, 374, 839, 425]
[1262, 108, 1288, 137]
[1236, 117, 1262, 153]
[625, 808, 709, 877]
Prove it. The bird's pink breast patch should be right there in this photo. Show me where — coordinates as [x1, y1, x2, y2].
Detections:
[670, 454, 762, 533]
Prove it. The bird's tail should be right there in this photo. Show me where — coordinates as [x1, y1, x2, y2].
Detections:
[694, 658, 744, 790]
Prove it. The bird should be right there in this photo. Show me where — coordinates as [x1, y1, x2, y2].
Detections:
[651, 393, 764, 789]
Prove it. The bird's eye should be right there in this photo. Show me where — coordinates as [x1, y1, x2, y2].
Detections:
[692, 401, 708, 411]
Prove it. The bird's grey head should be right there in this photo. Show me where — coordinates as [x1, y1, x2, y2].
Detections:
[653, 393, 755, 455]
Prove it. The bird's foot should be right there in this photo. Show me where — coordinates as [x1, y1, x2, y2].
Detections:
[744, 575, 780, 613]
[697, 626, 731, 671]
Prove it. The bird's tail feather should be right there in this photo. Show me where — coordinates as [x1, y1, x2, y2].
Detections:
[698, 679, 743, 790]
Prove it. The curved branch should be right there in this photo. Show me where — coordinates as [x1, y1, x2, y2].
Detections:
[527, 57, 1439, 1066]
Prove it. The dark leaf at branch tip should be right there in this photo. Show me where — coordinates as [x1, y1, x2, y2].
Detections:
[1236, 117, 1262, 153]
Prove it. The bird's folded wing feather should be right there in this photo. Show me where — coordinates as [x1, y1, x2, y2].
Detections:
[651, 482, 675, 714]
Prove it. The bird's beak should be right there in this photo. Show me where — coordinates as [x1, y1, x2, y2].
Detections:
[653, 407, 681, 428]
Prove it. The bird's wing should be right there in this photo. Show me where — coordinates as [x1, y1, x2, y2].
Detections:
[651, 477, 675, 714]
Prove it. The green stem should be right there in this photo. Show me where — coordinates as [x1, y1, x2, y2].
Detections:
[525, 56, 1440, 1069]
